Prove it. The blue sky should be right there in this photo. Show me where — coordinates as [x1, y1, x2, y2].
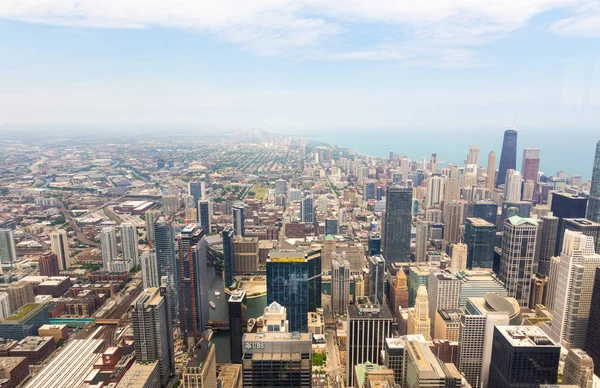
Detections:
[0, 1, 599, 133]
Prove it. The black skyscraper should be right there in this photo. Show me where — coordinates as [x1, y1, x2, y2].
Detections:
[550, 193, 588, 255]
[154, 218, 179, 322]
[587, 141, 600, 223]
[472, 200, 498, 226]
[534, 216, 558, 276]
[496, 129, 517, 187]
[382, 186, 412, 262]
[585, 267, 600, 375]
[228, 290, 247, 364]
[368, 234, 381, 256]
[223, 226, 234, 288]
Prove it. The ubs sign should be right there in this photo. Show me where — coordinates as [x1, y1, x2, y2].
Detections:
[245, 342, 265, 349]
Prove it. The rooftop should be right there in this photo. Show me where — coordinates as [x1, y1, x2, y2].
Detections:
[229, 290, 246, 302]
[466, 217, 495, 227]
[506, 216, 538, 226]
[3, 303, 41, 322]
[497, 326, 558, 347]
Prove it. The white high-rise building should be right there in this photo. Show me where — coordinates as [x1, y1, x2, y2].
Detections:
[120, 223, 139, 267]
[428, 270, 461, 337]
[49, 229, 69, 270]
[0, 229, 17, 269]
[415, 219, 429, 262]
[140, 249, 160, 289]
[408, 284, 431, 340]
[546, 232, 600, 349]
[451, 243, 467, 273]
[465, 145, 480, 166]
[332, 256, 350, 316]
[504, 169, 523, 201]
[0, 292, 10, 321]
[145, 209, 160, 247]
[100, 227, 118, 270]
[425, 175, 445, 208]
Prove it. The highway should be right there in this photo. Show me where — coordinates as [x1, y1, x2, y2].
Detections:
[58, 201, 100, 247]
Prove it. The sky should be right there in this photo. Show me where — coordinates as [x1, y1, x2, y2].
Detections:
[0, 1, 600, 134]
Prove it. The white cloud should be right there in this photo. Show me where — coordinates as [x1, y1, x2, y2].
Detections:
[0, 0, 591, 62]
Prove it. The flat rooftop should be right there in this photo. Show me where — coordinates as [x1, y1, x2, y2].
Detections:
[466, 217, 495, 227]
[496, 326, 558, 347]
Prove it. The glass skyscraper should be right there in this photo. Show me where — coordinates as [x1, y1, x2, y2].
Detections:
[223, 226, 235, 288]
[496, 129, 517, 187]
[464, 217, 496, 269]
[587, 140, 600, 223]
[154, 217, 179, 321]
[382, 186, 412, 262]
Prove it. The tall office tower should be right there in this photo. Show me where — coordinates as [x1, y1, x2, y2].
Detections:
[154, 218, 178, 321]
[233, 203, 245, 237]
[197, 200, 212, 233]
[0, 229, 16, 270]
[368, 234, 381, 256]
[415, 219, 429, 262]
[534, 215, 559, 276]
[563, 349, 594, 388]
[444, 178, 460, 202]
[131, 287, 174, 387]
[408, 284, 431, 340]
[405, 339, 463, 387]
[459, 295, 522, 388]
[522, 148, 541, 184]
[38, 252, 59, 276]
[266, 250, 321, 333]
[368, 254, 386, 305]
[472, 200, 498, 226]
[499, 216, 538, 307]
[558, 218, 600, 257]
[332, 256, 350, 316]
[382, 186, 412, 262]
[49, 229, 69, 270]
[545, 256, 561, 310]
[546, 232, 600, 349]
[428, 270, 460, 337]
[100, 227, 118, 270]
[324, 218, 338, 235]
[486, 151, 497, 191]
[140, 249, 159, 289]
[488, 326, 560, 388]
[550, 192, 588, 254]
[262, 301, 288, 332]
[187, 181, 202, 202]
[274, 179, 287, 196]
[177, 224, 209, 345]
[464, 217, 495, 269]
[228, 290, 247, 364]
[496, 129, 518, 188]
[181, 338, 217, 388]
[443, 200, 467, 245]
[346, 298, 394, 386]
[522, 180, 535, 201]
[300, 195, 314, 223]
[120, 222, 139, 267]
[145, 209, 160, 247]
[585, 268, 600, 374]
[425, 175, 445, 208]
[162, 194, 179, 215]
[364, 180, 376, 200]
[587, 141, 600, 222]
[242, 332, 312, 388]
[222, 226, 234, 288]
[504, 170, 522, 201]
[383, 335, 426, 386]
[450, 243, 467, 272]
[466, 145, 480, 165]
[430, 153, 438, 174]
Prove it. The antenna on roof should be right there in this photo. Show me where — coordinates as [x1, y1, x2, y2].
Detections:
[512, 113, 517, 130]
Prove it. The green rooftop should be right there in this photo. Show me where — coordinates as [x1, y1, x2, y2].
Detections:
[354, 361, 381, 387]
[507, 216, 538, 226]
[325, 234, 335, 241]
[3, 303, 40, 322]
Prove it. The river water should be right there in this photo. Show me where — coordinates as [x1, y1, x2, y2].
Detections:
[207, 265, 266, 363]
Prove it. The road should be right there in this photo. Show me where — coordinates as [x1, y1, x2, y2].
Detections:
[58, 201, 100, 247]
[326, 328, 344, 388]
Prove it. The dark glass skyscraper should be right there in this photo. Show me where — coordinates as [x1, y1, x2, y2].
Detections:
[368, 254, 385, 305]
[587, 141, 600, 223]
[550, 192, 588, 255]
[496, 129, 517, 187]
[228, 290, 247, 364]
[464, 217, 496, 269]
[266, 249, 321, 333]
[223, 226, 234, 288]
[368, 234, 381, 256]
[472, 200, 498, 226]
[534, 215, 558, 276]
[382, 186, 412, 262]
[154, 217, 179, 321]
[233, 203, 245, 237]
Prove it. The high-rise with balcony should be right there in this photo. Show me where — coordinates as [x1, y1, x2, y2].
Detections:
[496, 129, 517, 188]
[586, 141, 600, 223]
[382, 186, 412, 262]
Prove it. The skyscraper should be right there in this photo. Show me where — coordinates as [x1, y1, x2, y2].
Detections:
[499, 216, 538, 307]
[300, 195, 314, 223]
[0, 229, 16, 270]
[504, 169, 522, 201]
[521, 147, 540, 183]
[346, 298, 394, 386]
[274, 179, 287, 196]
[488, 326, 560, 388]
[586, 140, 600, 223]
[585, 267, 600, 375]
[383, 335, 427, 387]
[534, 215, 559, 276]
[49, 229, 69, 270]
[187, 181, 202, 202]
[382, 186, 412, 262]
[408, 284, 431, 340]
[233, 203, 245, 237]
[368, 233, 381, 256]
[197, 200, 212, 233]
[550, 192, 588, 255]
[443, 200, 467, 245]
[563, 349, 594, 388]
[404, 339, 463, 387]
[428, 270, 460, 337]
[496, 129, 517, 188]
[331, 256, 350, 316]
[162, 194, 179, 216]
[228, 290, 247, 364]
[222, 226, 234, 288]
[38, 252, 59, 276]
[546, 231, 600, 349]
[466, 145, 480, 165]
[154, 218, 178, 321]
[364, 180, 376, 200]
[131, 287, 174, 387]
[472, 200, 498, 226]
[140, 249, 159, 289]
[425, 175, 444, 208]
[415, 218, 429, 262]
[145, 209, 160, 247]
[266, 250, 321, 333]
[450, 243, 467, 272]
[100, 227, 118, 270]
[177, 224, 209, 345]
[368, 254, 385, 305]
[557, 218, 600, 257]
[464, 217, 496, 269]
[120, 222, 139, 266]
[486, 151, 496, 191]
